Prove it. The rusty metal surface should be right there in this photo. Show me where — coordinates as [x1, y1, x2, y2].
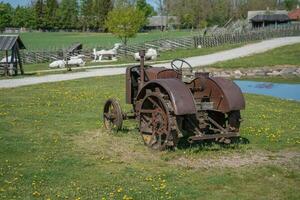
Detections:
[139, 91, 177, 150]
[105, 56, 246, 150]
[187, 77, 245, 113]
[136, 79, 197, 115]
[103, 99, 123, 131]
[126, 66, 134, 104]
[210, 77, 245, 112]
[188, 132, 240, 142]
[145, 67, 179, 80]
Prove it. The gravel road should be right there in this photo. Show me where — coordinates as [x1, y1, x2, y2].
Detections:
[1, 36, 300, 89]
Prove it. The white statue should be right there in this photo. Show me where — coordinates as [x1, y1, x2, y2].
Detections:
[67, 58, 85, 67]
[49, 57, 85, 69]
[1, 56, 18, 63]
[134, 48, 158, 61]
[70, 54, 85, 60]
[49, 60, 66, 68]
[93, 43, 122, 61]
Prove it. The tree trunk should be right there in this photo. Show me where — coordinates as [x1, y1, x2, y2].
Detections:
[124, 37, 128, 57]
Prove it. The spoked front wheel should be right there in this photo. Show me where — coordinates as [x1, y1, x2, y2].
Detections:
[103, 99, 123, 131]
[139, 90, 178, 150]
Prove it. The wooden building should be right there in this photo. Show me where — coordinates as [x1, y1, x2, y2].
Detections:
[146, 16, 179, 30]
[0, 35, 26, 76]
[248, 10, 290, 28]
[289, 7, 300, 21]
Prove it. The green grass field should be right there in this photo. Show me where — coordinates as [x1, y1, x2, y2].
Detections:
[239, 76, 300, 84]
[0, 75, 299, 199]
[20, 43, 244, 74]
[212, 43, 300, 69]
[17, 30, 199, 50]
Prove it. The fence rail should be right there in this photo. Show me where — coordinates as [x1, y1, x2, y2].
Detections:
[16, 24, 300, 64]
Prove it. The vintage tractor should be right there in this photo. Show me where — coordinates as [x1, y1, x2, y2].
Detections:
[103, 50, 245, 150]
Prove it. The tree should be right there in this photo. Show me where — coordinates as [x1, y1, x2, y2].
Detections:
[44, 0, 59, 29]
[284, 0, 298, 10]
[105, 6, 145, 48]
[57, 0, 79, 30]
[12, 6, 24, 27]
[80, 0, 93, 31]
[136, 0, 155, 18]
[93, 0, 113, 31]
[34, 0, 46, 30]
[0, 3, 13, 31]
[209, 0, 231, 26]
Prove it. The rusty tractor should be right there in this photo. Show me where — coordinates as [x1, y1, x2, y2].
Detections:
[103, 50, 245, 150]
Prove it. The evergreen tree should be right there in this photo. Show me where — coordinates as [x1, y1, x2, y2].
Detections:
[93, 0, 113, 31]
[58, 0, 79, 30]
[0, 2, 13, 31]
[34, 0, 46, 30]
[45, 0, 59, 29]
[12, 6, 26, 27]
[80, 0, 93, 31]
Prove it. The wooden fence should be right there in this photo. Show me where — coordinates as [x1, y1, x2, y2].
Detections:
[194, 25, 300, 48]
[17, 24, 300, 64]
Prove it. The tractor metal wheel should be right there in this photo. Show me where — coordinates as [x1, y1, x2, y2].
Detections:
[103, 99, 123, 131]
[139, 90, 178, 151]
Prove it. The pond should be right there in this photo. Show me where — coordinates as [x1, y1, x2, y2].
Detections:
[234, 80, 300, 101]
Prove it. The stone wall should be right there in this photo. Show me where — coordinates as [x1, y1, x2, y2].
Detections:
[196, 66, 300, 78]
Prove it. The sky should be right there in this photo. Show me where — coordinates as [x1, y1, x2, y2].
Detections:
[1, 0, 157, 8]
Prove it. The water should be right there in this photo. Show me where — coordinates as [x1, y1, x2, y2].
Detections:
[234, 80, 300, 101]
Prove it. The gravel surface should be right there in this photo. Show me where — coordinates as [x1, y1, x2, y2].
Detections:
[1, 36, 300, 89]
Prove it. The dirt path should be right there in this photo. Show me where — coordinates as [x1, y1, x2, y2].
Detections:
[74, 130, 300, 170]
[1, 36, 300, 89]
[169, 150, 300, 169]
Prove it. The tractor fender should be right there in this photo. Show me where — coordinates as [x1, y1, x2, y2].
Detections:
[136, 79, 197, 115]
[207, 77, 245, 112]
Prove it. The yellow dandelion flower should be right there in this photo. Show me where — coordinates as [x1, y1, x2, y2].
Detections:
[32, 191, 41, 197]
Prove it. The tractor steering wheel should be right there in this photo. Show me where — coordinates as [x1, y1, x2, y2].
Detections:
[171, 59, 193, 74]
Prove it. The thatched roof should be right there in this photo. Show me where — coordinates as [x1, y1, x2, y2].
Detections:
[0, 35, 26, 51]
[251, 14, 290, 22]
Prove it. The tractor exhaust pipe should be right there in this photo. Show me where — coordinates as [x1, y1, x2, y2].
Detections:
[139, 50, 146, 88]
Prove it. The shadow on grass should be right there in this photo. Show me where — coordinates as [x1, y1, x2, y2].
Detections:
[176, 137, 250, 152]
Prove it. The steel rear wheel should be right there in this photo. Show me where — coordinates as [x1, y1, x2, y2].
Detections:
[139, 90, 178, 151]
[103, 99, 123, 131]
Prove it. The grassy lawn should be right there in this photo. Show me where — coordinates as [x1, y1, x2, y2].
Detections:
[16, 30, 200, 51]
[211, 43, 300, 69]
[20, 43, 245, 74]
[0, 75, 299, 199]
[239, 76, 300, 84]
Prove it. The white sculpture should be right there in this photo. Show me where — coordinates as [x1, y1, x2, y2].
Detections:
[93, 43, 122, 61]
[70, 54, 85, 60]
[49, 60, 66, 68]
[67, 58, 85, 67]
[49, 57, 85, 69]
[134, 48, 158, 61]
[0, 56, 18, 63]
